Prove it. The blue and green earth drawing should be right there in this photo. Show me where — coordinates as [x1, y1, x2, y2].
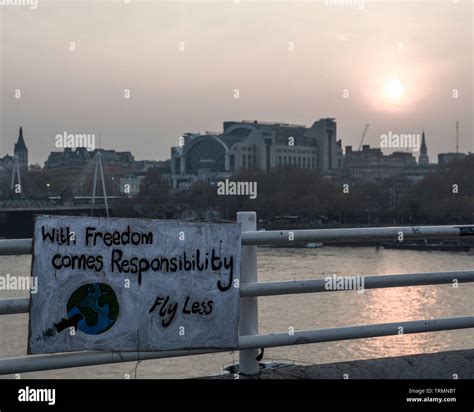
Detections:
[66, 283, 119, 335]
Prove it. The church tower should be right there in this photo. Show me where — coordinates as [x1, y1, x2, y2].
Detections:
[419, 130, 429, 165]
[14, 127, 28, 169]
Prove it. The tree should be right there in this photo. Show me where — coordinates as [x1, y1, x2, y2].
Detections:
[136, 168, 170, 217]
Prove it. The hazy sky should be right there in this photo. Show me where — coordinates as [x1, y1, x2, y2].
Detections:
[1, 0, 473, 164]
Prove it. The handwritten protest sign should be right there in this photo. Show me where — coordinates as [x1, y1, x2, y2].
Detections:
[28, 216, 241, 354]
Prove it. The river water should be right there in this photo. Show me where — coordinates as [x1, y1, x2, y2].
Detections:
[0, 247, 473, 378]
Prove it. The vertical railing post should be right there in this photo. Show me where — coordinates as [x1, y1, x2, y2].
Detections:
[237, 211, 259, 375]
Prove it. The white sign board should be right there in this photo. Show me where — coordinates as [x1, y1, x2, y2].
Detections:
[28, 216, 241, 354]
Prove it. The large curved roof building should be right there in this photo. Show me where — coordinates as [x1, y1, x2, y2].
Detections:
[184, 135, 229, 174]
[171, 118, 343, 189]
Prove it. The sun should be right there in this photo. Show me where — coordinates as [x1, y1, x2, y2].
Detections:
[383, 76, 406, 103]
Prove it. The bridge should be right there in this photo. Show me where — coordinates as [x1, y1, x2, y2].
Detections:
[0, 197, 124, 238]
[0, 197, 121, 213]
[1, 150, 123, 214]
[0, 212, 473, 376]
[0, 152, 130, 237]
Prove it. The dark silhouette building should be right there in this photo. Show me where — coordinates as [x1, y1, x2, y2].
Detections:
[171, 118, 343, 189]
[418, 130, 429, 165]
[44, 147, 134, 170]
[14, 127, 28, 169]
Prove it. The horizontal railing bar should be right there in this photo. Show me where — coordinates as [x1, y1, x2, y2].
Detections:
[0, 316, 472, 375]
[2, 270, 473, 315]
[0, 239, 31, 256]
[240, 270, 474, 297]
[242, 225, 474, 245]
[2, 224, 474, 254]
[241, 316, 474, 349]
[0, 297, 29, 315]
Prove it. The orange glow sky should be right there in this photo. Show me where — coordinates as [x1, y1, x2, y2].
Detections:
[1, 0, 472, 164]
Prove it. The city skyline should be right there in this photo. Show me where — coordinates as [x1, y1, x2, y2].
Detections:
[0, 120, 468, 167]
[1, 1, 473, 164]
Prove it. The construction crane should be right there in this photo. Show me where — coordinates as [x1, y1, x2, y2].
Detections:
[358, 123, 370, 151]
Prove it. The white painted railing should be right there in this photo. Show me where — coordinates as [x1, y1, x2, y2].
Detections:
[0, 212, 473, 376]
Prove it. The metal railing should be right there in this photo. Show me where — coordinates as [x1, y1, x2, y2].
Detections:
[0, 211, 473, 376]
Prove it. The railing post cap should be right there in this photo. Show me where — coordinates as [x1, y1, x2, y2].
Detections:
[237, 211, 256, 224]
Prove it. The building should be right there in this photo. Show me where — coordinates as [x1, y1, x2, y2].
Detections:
[438, 152, 467, 166]
[0, 154, 14, 172]
[119, 160, 171, 196]
[404, 131, 437, 182]
[345, 145, 418, 181]
[418, 131, 429, 165]
[304, 118, 341, 172]
[171, 118, 343, 189]
[119, 175, 145, 196]
[45, 148, 135, 170]
[0, 127, 28, 172]
[14, 127, 28, 169]
[345, 131, 438, 182]
[399, 163, 438, 183]
[134, 160, 162, 173]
